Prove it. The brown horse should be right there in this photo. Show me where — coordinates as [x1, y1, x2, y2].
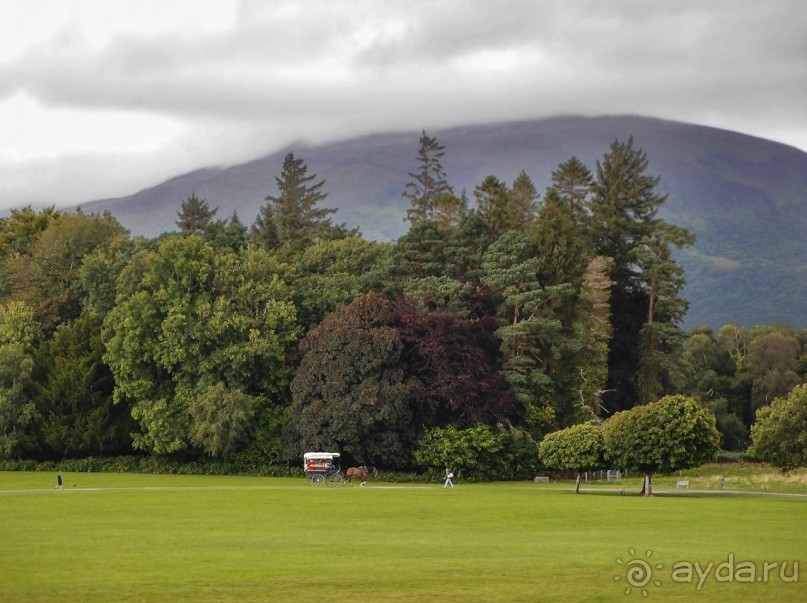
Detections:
[345, 465, 378, 487]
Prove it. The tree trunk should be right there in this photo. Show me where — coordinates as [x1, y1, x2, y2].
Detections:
[641, 472, 654, 496]
[575, 471, 581, 494]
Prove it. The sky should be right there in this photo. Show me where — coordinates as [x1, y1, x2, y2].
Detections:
[1, 0, 805, 210]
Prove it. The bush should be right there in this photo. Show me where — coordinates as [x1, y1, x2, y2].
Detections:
[414, 423, 541, 480]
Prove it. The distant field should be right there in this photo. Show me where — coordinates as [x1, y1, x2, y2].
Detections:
[1, 471, 805, 602]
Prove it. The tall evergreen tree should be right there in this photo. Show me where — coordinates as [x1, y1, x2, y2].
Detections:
[508, 170, 540, 230]
[433, 191, 468, 231]
[550, 156, 593, 222]
[481, 231, 573, 434]
[176, 193, 217, 233]
[403, 131, 453, 224]
[531, 188, 592, 289]
[474, 175, 510, 236]
[258, 152, 337, 246]
[635, 222, 695, 404]
[589, 138, 692, 412]
[250, 203, 280, 249]
[572, 256, 614, 421]
[474, 172, 538, 237]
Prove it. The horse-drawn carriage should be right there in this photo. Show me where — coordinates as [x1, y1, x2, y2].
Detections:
[303, 451, 344, 486]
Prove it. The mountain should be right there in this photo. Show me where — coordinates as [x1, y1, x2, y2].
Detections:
[76, 115, 807, 329]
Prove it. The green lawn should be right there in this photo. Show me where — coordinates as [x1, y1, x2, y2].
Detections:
[1, 471, 805, 602]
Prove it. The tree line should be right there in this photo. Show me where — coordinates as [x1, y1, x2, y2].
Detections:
[0, 133, 805, 476]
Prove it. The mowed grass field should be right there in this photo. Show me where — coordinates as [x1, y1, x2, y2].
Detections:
[1, 471, 805, 602]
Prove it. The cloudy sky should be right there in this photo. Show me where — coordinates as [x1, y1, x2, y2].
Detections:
[1, 0, 805, 209]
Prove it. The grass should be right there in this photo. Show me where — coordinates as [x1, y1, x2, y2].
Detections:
[576, 462, 807, 494]
[1, 470, 805, 602]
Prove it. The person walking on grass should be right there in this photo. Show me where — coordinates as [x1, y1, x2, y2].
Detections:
[444, 467, 454, 488]
[54, 471, 63, 491]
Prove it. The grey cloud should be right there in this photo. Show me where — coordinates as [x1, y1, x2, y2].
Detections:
[1, 0, 805, 208]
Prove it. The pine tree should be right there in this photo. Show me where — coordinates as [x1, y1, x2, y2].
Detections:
[531, 188, 592, 289]
[474, 172, 538, 237]
[403, 131, 453, 223]
[176, 193, 217, 233]
[551, 156, 593, 222]
[250, 203, 280, 249]
[258, 152, 337, 246]
[474, 175, 509, 235]
[589, 138, 693, 412]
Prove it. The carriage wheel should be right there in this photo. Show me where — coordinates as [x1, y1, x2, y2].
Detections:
[329, 473, 344, 487]
[310, 473, 325, 486]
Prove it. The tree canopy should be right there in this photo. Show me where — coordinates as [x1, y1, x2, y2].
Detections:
[603, 395, 720, 496]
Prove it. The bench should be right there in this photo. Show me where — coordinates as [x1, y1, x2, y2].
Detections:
[676, 479, 690, 489]
[534, 476, 549, 483]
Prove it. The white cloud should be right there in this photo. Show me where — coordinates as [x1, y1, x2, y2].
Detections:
[0, 91, 184, 160]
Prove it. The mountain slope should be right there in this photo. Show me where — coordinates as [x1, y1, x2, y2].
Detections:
[77, 115, 807, 328]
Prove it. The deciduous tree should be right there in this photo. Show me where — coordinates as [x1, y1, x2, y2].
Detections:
[539, 422, 606, 493]
[603, 394, 720, 496]
[290, 295, 415, 468]
[750, 384, 807, 472]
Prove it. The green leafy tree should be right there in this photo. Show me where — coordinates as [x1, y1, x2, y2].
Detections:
[0, 302, 38, 459]
[603, 394, 720, 496]
[249, 202, 280, 249]
[2, 211, 128, 331]
[290, 295, 415, 468]
[746, 331, 801, 411]
[104, 235, 299, 456]
[256, 152, 338, 247]
[0, 205, 61, 259]
[414, 423, 540, 480]
[539, 422, 606, 493]
[176, 193, 217, 233]
[750, 384, 807, 472]
[284, 236, 388, 330]
[403, 131, 453, 224]
[508, 171, 540, 230]
[0, 343, 35, 459]
[76, 237, 147, 321]
[188, 383, 256, 457]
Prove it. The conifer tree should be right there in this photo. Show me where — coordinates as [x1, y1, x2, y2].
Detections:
[258, 152, 337, 246]
[433, 191, 468, 231]
[403, 131, 453, 223]
[531, 188, 592, 289]
[589, 138, 693, 412]
[176, 193, 217, 233]
[550, 156, 593, 222]
[474, 172, 538, 237]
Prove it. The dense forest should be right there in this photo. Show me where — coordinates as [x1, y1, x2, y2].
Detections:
[1, 134, 805, 473]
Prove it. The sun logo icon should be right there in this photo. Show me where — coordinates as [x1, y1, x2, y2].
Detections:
[614, 548, 663, 597]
